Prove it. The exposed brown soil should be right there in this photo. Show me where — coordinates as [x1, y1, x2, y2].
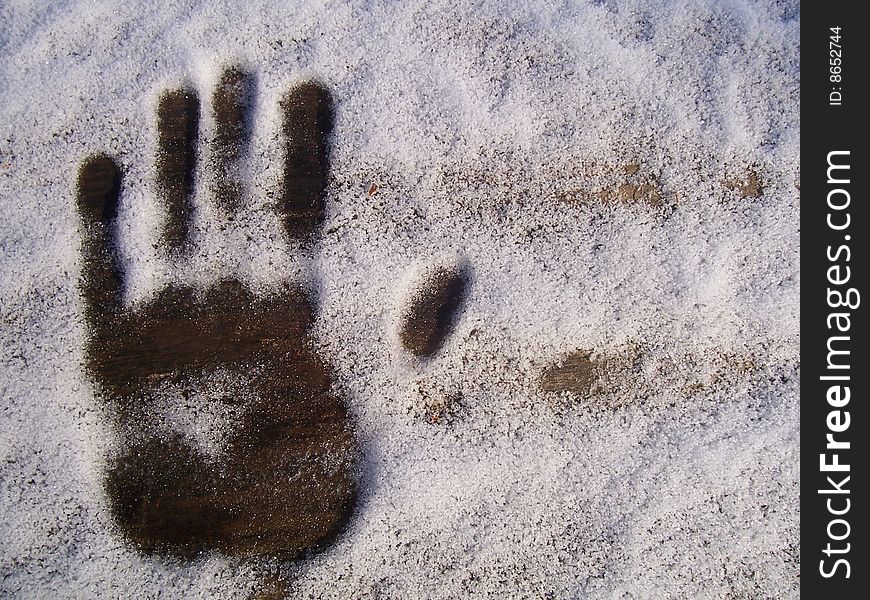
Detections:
[724, 168, 763, 198]
[556, 163, 663, 206]
[76, 77, 357, 560]
[399, 266, 469, 357]
[614, 181, 662, 204]
[541, 346, 771, 402]
[540, 351, 603, 396]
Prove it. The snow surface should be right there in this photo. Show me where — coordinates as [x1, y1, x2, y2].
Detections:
[1, 0, 799, 597]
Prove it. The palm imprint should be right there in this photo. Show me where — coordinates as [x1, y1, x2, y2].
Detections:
[76, 69, 357, 559]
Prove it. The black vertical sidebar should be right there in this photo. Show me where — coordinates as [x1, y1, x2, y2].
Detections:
[801, 4, 867, 597]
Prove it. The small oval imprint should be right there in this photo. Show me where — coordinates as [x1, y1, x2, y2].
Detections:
[399, 266, 469, 357]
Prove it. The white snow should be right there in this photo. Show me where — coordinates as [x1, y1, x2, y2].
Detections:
[0, 0, 799, 597]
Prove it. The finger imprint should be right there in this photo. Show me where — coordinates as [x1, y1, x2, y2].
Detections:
[279, 81, 333, 238]
[156, 88, 200, 251]
[212, 66, 255, 215]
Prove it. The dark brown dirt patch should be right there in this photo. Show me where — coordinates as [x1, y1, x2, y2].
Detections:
[540, 350, 602, 396]
[724, 168, 763, 198]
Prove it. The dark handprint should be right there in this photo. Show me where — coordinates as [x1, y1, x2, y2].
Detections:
[76, 70, 357, 559]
